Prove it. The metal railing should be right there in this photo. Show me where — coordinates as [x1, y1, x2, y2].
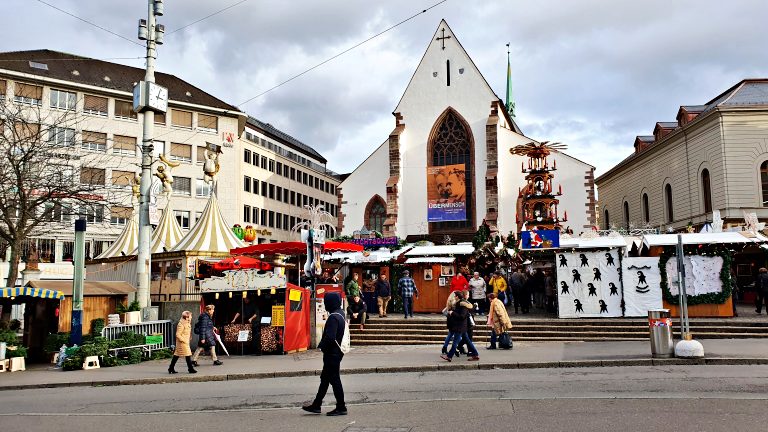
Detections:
[101, 319, 173, 353]
[150, 293, 202, 302]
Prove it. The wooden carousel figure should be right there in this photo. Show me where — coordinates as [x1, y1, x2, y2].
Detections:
[512, 141, 568, 233]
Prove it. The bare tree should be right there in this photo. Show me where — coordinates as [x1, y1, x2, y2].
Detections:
[0, 99, 131, 287]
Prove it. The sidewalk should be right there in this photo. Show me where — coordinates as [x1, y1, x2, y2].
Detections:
[2, 338, 768, 391]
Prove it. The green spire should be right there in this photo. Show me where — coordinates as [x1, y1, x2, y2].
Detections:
[505, 43, 515, 119]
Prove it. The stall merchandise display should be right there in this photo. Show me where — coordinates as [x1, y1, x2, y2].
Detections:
[555, 249, 623, 318]
[622, 257, 663, 317]
[223, 324, 252, 342]
[260, 326, 281, 352]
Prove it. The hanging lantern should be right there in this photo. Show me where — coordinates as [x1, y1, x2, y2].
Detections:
[215, 292, 219, 299]
[228, 291, 233, 298]
[242, 291, 247, 298]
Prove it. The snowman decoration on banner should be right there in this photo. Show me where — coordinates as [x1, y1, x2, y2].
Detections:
[556, 248, 623, 318]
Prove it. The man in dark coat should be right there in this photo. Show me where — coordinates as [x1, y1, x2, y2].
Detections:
[303, 292, 347, 416]
[440, 291, 479, 361]
[374, 274, 392, 317]
[347, 295, 367, 330]
[192, 304, 223, 366]
[756, 267, 768, 314]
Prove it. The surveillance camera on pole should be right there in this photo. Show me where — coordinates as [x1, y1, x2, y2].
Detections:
[133, 0, 169, 311]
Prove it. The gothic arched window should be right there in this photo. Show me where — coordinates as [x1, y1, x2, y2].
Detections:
[428, 108, 474, 232]
[364, 195, 386, 234]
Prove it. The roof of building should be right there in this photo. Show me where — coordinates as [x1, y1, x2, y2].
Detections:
[0, 49, 240, 112]
[598, 79, 768, 182]
[636, 136, 655, 142]
[246, 116, 326, 163]
[171, 193, 244, 253]
[96, 210, 139, 259]
[655, 122, 679, 129]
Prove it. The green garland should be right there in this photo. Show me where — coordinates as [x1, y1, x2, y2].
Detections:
[658, 245, 732, 305]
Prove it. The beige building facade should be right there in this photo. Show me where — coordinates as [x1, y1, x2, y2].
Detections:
[596, 79, 768, 232]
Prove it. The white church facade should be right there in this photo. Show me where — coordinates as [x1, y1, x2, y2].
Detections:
[338, 21, 596, 242]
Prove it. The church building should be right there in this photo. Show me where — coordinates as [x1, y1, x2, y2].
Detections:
[338, 20, 596, 242]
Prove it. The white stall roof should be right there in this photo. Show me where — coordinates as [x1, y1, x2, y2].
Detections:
[405, 243, 475, 256]
[557, 236, 628, 249]
[643, 232, 768, 247]
[405, 257, 455, 264]
[324, 246, 413, 264]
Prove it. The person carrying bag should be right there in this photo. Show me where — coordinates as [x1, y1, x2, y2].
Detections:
[487, 293, 513, 349]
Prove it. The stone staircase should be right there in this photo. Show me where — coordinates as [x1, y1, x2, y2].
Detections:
[350, 316, 768, 345]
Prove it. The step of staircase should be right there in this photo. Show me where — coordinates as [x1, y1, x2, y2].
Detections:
[349, 316, 768, 345]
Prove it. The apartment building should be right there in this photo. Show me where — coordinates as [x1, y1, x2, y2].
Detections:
[0, 49, 245, 281]
[596, 79, 768, 231]
[237, 117, 340, 243]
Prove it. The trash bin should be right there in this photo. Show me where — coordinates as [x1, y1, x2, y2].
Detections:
[648, 309, 674, 358]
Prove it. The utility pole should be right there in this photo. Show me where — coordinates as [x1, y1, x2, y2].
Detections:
[69, 219, 86, 345]
[134, 0, 167, 309]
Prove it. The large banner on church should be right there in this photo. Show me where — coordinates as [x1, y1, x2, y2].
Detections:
[426, 164, 467, 222]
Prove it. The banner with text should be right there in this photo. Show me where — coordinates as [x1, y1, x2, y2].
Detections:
[426, 164, 467, 222]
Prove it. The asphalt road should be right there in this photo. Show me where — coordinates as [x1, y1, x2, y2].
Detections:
[1, 365, 767, 432]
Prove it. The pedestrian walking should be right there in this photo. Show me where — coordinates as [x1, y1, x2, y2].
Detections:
[398, 270, 419, 318]
[441, 291, 461, 355]
[544, 270, 557, 313]
[756, 267, 768, 314]
[469, 271, 487, 315]
[302, 292, 348, 416]
[509, 267, 527, 314]
[168, 310, 197, 374]
[347, 295, 367, 330]
[486, 293, 512, 349]
[192, 304, 223, 366]
[374, 273, 392, 317]
[489, 271, 508, 305]
[440, 291, 479, 361]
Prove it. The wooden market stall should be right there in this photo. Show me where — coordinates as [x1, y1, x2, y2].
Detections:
[402, 243, 474, 313]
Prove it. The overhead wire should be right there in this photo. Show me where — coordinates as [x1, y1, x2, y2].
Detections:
[237, 0, 449, 107]
[32, 0, 144, 48]
[167, 0, 252, 35]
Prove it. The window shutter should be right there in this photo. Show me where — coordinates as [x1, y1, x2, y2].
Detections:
[170, 143, 192, 159]
[113, 135, 136, 152]
[83, 95, 108, 113]
[15, 83, 42, 99]
[0, 80, 6, 96]
[82, 131, 107, 145]
[111, 170, 134, 186]
[111, 206, 132, 219]
[115, 100, 136, 119]
[80, 167, 105, 185]
[198, 113, 217, 130]
[171, 110, 193, 128]
[173, 176, 191, 194]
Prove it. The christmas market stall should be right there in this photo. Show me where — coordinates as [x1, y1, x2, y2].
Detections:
[0, 286, 63, 362]
[402, 243, 475, 313]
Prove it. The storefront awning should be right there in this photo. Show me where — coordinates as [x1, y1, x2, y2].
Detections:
[26, 280, 136, 296]
[1, 286, 64, 300]
[231, 241, 363, 256]
[405, 257, 456, 264]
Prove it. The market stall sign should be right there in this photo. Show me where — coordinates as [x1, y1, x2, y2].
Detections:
[200, 269, 287, 292]
[349, 236, 399, 248]
[272, 305, 285, 327]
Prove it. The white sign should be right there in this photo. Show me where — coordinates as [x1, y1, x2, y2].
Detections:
[200, 269, 287, 293]
[237, 330, 250, 342]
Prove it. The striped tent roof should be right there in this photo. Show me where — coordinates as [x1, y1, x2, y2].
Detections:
[0, 286, 64, 300]
[96, 210, 139, 259]
[171, 194, 244, 253]
[128, 201, 183, 255]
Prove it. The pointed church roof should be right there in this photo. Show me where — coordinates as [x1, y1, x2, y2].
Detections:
[170, 193, 244, 253]
[96, 211, 139, 259]
[394, 19, 522, 133]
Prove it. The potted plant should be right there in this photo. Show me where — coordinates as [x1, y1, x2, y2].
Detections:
[116, 300, 142, 325]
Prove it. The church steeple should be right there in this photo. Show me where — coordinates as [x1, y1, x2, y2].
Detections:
[505, 43, 515, 119]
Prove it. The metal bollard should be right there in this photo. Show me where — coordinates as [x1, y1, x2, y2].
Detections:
[648, 309, 674, 358]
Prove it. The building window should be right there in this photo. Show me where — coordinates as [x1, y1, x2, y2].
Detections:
[623, 201, 630, 228]
[14, 83, 42, 105]
[665, 184, 674, 223]
[244, 176, 252, 193]
[81, 131, 107, 152]
[642, 193, 650, 223]
[252, 178, 259, 195]
[283, 214, 289, 230]
[197, 113, 218, 133]
[113, 135, 136, 156]
[276, 212, 282, 229]
[290, 167, 296, 180]
[365, 196, 386, 233]
[49, 127, 75, 147]
[110, 206, 132, 225]
[261, 156, 267, 170]
[701, 169, 712, 213]
[173, 176, 192, 196]
[762, 162, 768, 207]
[290, 216, 296, 230]
[268, 211, 275, 228]
[174, 210, 190, 229]
[170, 143, 192, 163]
[83, 95, 108, 116]
[290, 191, 296, 206]
[252, 207, 259, 225]
[80, 205, 104, 223]
[261, 209, 267, 226]
[268, 159, 275, 172]
[50, 89, 76, 110]
[269, 184, 275, 200]
[196, 178, 212, 197]
[244, 205, 251, 223]
[244, 149, 251, 164]
[276, 186, 283, 202]
[604, 209, 610, 229]
[276, 162, 282, 176]
[196, 146, 207, 164]
[112, 170, 134, 187]
[171, 109, 193, 129]
[114, 100, 137, 120]
[154, 111, 166, 125]
[80, 167, 105, 185]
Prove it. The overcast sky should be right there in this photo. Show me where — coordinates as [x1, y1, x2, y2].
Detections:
[5, 1, 768, 175]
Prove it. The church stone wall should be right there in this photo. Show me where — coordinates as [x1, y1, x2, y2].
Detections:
[338, 142, 389, 236]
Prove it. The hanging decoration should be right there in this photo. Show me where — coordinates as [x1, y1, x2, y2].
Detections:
[658, 245, 732, 305]
[292, 204, 336, 278]
[232, 224, 245, 240]
[243, 225, 257, 242]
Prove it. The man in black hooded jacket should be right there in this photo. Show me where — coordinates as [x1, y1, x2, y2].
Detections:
[302, 292, 347, 416]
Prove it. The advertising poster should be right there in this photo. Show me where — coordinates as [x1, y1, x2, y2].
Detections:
[426, 164, 466, 222]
